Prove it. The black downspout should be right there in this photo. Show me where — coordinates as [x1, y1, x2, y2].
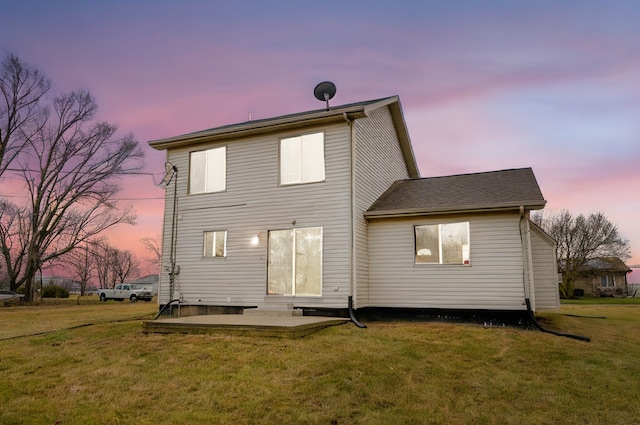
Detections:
[525, 299, 590, 342]
[519, 212, 589, 342]
[348, 296, 367, 328]
[155, 299, 181, 320]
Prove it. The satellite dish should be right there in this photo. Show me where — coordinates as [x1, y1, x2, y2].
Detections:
[159, 162, 177, 186]
[314, 81, 336, 110]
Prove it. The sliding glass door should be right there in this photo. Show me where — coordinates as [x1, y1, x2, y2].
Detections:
[267, 227, 322, 296]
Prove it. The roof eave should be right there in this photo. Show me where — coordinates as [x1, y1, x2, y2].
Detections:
[387, 99, 419, 178]
[149, 107, 369, 151]
[364, 202, 547, 219]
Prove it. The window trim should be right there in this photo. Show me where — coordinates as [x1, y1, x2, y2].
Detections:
[203, 230, 227, 258]
[414, 222, 471, 265]
[279, 132, 326, 186]
[188, 146, 227, 195]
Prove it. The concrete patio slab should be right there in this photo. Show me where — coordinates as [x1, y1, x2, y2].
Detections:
[142, 314, 351, 338]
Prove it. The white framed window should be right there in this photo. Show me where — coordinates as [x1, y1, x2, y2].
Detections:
[415, 222, 470, 265]
[203, 230, 227, 258]
[601, 274, 614, 288]
[267, 227, 322, 296]
[280, 132, 325, 185]
[189, 146, 226, 194]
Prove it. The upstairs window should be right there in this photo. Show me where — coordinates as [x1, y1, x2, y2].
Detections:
[203, 230, 227, 258]
[189, 146, 226, 194]
[280, 132, 325, 185]
[415, 222, 470, 265]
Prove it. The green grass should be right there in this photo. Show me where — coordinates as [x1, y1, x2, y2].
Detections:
[1, 303, 640, 424]
[562, 296, 640, 305]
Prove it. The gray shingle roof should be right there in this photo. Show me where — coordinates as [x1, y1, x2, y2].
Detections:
[149, 96, 398, 148]
[365, 168, 546, 217]
[577, 257, 631, 273]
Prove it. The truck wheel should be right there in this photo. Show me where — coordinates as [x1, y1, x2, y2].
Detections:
[99, 293, 107, 302]
[130, 294, 138, 303]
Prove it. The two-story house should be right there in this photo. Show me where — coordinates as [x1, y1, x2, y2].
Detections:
[149, 95, 559, 316]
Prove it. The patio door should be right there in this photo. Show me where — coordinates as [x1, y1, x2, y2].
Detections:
[267, 227, 322, 296]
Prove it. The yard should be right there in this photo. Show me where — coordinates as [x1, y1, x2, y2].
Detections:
[1, 299, 639, 424]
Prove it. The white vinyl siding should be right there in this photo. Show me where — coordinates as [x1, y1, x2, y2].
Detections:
[368, 214, 528, 310]
[280, 132, 325, 185]
[189, 146, 226, 194]
[530, 225, 560, 311]
[352, 107, 412, 308]
[158, 124, 351, 308]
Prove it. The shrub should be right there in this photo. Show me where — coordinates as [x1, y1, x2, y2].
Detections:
[41, 285, 70, 298]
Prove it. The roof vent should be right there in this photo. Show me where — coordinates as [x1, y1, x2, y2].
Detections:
[313, 81, 336, 111]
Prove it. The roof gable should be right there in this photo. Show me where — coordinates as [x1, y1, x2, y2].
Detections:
[366, 168, 546, 218]
[149, 95, 419, 179]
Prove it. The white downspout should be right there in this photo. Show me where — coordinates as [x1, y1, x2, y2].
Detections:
[344, 112, 366, 328]
[520, 206, 536, 312]
[344, 112, 357, 308]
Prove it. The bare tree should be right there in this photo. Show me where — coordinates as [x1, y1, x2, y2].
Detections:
[111, 249, 139, 284]
[0, 200, 29, 290]
[0, 54, 50, 177]
[91, 238, 114, 289]
[140, 235, 162, 271]
[532, 210, 631, 298]
[0, 53, 144, 301]
[63, 242, 95, 296]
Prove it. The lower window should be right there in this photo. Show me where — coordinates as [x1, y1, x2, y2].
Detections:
[268, 227, 322, 296]
[601, 274, 614, 288]
[415, 222, 470, 264]
[203, 230, 226, 257]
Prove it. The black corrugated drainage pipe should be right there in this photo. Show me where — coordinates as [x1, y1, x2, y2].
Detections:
[525, 299, 590, 342]
[348, 296, 367, 328]
[155, 299, 181, 320]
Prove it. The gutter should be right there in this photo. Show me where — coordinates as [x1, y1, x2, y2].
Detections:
[365, 204, 546, 219]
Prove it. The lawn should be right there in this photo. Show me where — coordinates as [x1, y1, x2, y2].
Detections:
[1, 301, 639, 424]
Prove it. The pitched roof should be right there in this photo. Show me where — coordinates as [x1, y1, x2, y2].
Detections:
[148, 95, 419, 178]
[365, 168, 546, 218]
[577, 257, 632, 273]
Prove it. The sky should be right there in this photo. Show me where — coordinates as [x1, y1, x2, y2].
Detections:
[1, 0, 639, 280]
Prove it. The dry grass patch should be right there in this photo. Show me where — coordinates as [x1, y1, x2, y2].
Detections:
[0, 300, 157, 340]
[1, 304, 639, 424]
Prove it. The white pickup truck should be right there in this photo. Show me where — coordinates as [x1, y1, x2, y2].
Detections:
[98, 284, 153, 303]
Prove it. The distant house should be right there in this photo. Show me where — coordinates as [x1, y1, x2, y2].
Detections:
[149, 95, 559, 315]
[571, 257, 631, 297]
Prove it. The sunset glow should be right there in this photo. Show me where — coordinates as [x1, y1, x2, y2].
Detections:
[2, 1, 639, 280]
